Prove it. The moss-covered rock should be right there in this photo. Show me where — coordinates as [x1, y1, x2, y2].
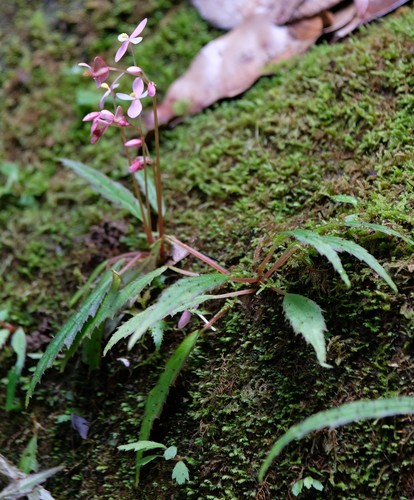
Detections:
[1, 1, 413, 498]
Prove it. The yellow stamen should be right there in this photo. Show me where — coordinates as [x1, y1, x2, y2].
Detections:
[101, 83, 110, 90]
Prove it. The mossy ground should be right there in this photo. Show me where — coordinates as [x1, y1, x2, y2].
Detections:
[1, 1, 413, 498]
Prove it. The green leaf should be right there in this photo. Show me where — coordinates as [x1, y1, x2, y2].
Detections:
[284, 230, 351, 287]
[0, 162, 19, 196]
[11, 328, 26, 375]
[150, 321, 166, 351]
[284, 230, 397, 291]
[61, 266, 167, 371]
[283, 294, 331, 368]
[172, 461, 190, 485]
[291, 480, 303, 496]
[26, 268, 116, 405]
[105, 273, 227, 353]
[329, 194, 358, 207]
[135, 455, 161, 467]
[135, 170, 165, 215]
[118, 440, 166, 452]
[311, 478, 323, 491]
[6, 329, 27, 411]
[19, 436, 38, 474]
[69, 260, 108, 307]
[259, 397, 414, 481]
[0, 329, 9, 350]
[323, 235, 397, 292]
[344, 216, 414, 246]
[163, 446, 177, 460]
[60, 158, 144, 221]
[135, 331, 200, 485]
[5, 371, 19, 411]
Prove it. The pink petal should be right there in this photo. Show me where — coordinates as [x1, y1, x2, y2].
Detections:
[83, 111, 100, 122]
[99, 90, 110, 110]
[92, 56, 108, 72]
[127, 66, 142, 75]
[128, 99, 142, 118]
[132, 78, 144, 96]
[124, 138, 142, 147]
[129, 158, 143, 172]
[130, 18, 147, 39]
[115, 42, 128, 63]
[116, 93, 134, 101]
[78, 63, 92, 69]
[130, 36, 143, 45]
[177, 310, 192, 329]
[147, 82, 156, 97]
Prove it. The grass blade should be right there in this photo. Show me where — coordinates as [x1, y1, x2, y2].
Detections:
[60, 158, 143, 221]
[259, 396, 414, 481]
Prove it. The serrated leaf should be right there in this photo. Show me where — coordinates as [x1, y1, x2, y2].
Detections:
[330, 194, 358, 206]
[26, 268, 116, 405]
[105, 273, 227, 353]
[60, 158, 144, 221]
[172, 461, 189, 485]
[163, 446, 177, 460]
[284, 230, 350, 287]
[259, 397, 414, 481]
[135, 331, 200, 485]
[118, 440, 166, 452]
[323, 235, 397, 292]
[344, 217, 414, 246]
[283, 294, 331, 368]
[61, 265, 167, 371]
[150, 321, 166, 351]
[19, 436, 38, 474]
[285, 230, 397, 291]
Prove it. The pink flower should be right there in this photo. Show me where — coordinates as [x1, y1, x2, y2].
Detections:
[82, 107, 128, 143]
[115, 19, 147, 63]
[113, 106, 129, 127]
[83, 110, 114, 143]
[78, 56, 109, 88]
[117, 78, 148, 118]
[128, 156, 152, 173]
[147, 82, 156, 97]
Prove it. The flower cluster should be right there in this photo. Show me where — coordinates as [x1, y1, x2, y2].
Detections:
[77, 19, 164, 245]
[78, 19, 157, 171]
